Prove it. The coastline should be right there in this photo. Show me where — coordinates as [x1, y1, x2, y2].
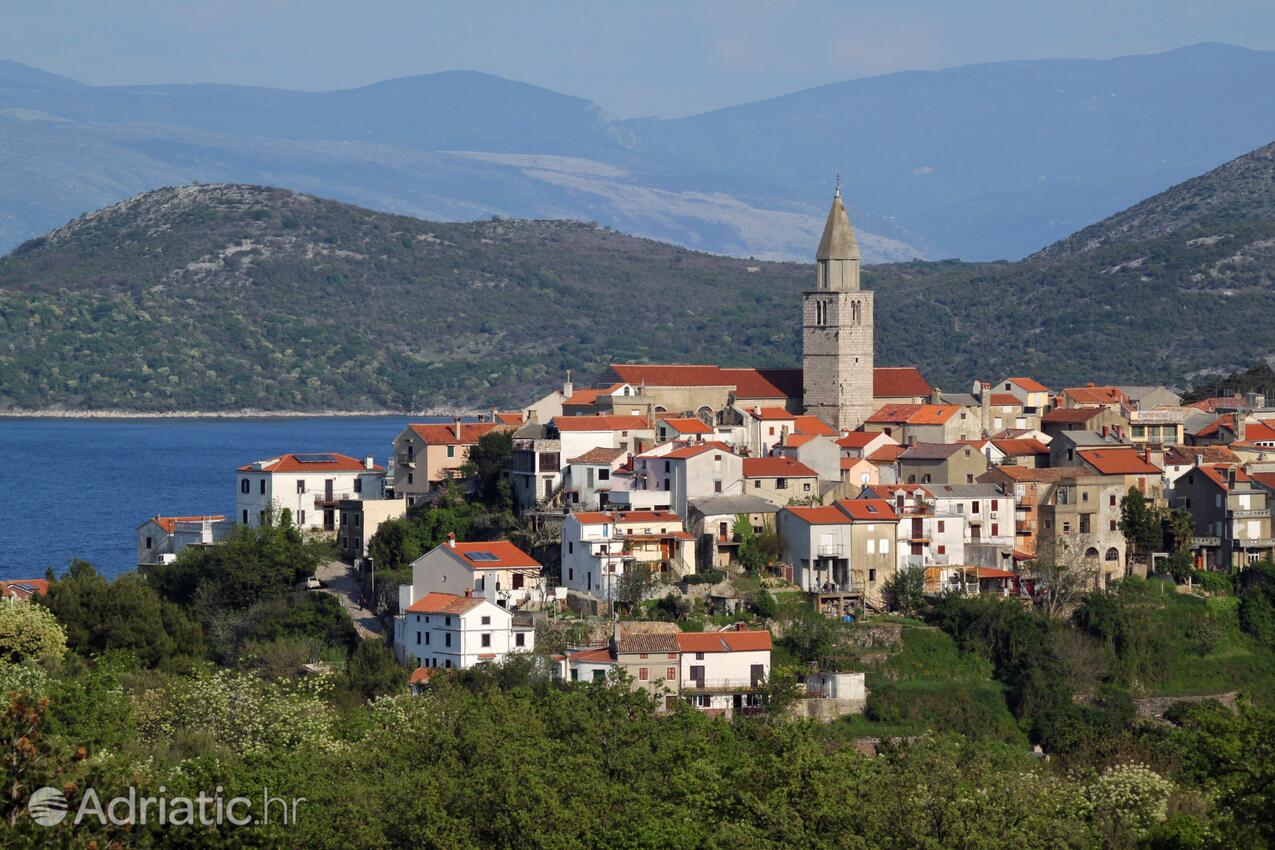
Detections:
[0, 407, 479, 420]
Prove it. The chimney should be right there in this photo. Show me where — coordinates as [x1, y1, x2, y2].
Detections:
[753, 405, 762, 417]
[447, 532, 456, 548]
[1236, 413, 1247, 444]
[464, 588, 472, 598]
[364, 455, 374, 470]
[735, 622, 746, 632]
[930, 387, 942, 405]
[563, 370, 574, 400]
[1227, 467, 1237, 488]
[980, 383, 991, 437]
[454, 417, 462, 441]
[1086, 382, 1096, 388]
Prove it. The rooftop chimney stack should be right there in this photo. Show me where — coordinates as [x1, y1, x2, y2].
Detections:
[980, 383, 992, 437]
[563, 370, 574, 400]
[364, 455, 374, 470]
[930, 387, 942, 405]
[1236, 412, 1247, 444]
[447, 532, 456, 548]
[454, 417, 462, 441]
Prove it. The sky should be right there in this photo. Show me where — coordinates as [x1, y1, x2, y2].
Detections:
[4, 0, 1275, 117]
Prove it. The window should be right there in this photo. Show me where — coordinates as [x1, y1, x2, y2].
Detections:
[296, 480, 306, 494]
[867, 539, 875, 554]
[425, 632, 430, 645]
[447, 445, 455, 458]
[416, 632, 421, 645]
[407, 472, 414, 485]
[991, 499, 999, 511]
[754, 480, 761, 489]
[568, 542, 574, 554]
[804, 483, 812, 492]
[242, 509, 248, 524]
[639, 668, 649, 681]
[667, 667, 677, 680]
[639, 652, 648, 659]
[599, 468, 610, 481]
[991, 523, 999, 536]
[445, 634, 452, 647]
[1063, 522, 1071, 533]
[145, 536, 153, 549]
[240, 479, 250, 494]
[769, 427, 776, 436]
[481, 633, 491, 647]
[880, 538, 889, 553]
[777, 477, 788, 489]
[868, 569, 876, 582]
[299, 510, 306, 524]
[937, 520, 945, 533]
[695, 652, 704, 661]
[445, 660, 452, 669]
[445, 616, 452, 626]
[259, 480, 266, 495]
[664, 460, 671, 473]
[937, 545, 946, 554]
[668, 653, 677, 660]
[971, 501, 979, 514]
[515, 633, 525, 647]
[714, 480, 722, 493]
[1110, 520, 1117, 532]
[481, 615, 491, 625]
[1109, 494, 1117, 507]
[568, 568, 574, 581]
[354, 478, 362, 494]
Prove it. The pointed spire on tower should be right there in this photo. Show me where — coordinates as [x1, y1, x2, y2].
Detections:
[816, 178, 860, 262]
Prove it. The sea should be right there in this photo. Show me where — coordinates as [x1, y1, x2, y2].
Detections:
[0, 416, 435, 580]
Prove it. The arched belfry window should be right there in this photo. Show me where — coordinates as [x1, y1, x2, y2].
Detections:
[815, 300, 827, 326]
[851, 301, 861, 325]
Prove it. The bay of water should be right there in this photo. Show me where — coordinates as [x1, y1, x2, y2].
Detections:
[0, 417, 427, 580]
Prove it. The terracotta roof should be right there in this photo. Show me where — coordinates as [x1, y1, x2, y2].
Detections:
[1196, 464, 1251, 492]
[793, 415, 838, 437]
[148, 515, 226, 534]
[0, 579, 49, 600]
[567, 447, 628, 465]
[723, 367, 803, 399]
[616, 633, 680, 654]
[783, 433, 818, 447]
[988, 393, 1021, 406]
[495, 412, 525, 426]
[1064, 385, 1128, 406]
[1197, 416, 1275, 442]
[1163, 444, 1240, 466]
[407, 421, 499, 447]
[838, 431, 884, 448]
[568, 647, 616, 665]
[835, 498, 899, 521]
[450, 540, 542, 570]
[1005, 377, 1049, 392]
[976, 567, 1018, 580]
[867, 445, 906, 463]
[1077, 448, 1161, 475]
[563, 384, 626, 407]
[874, 367, 932, 399]
[866, 403, 958, 425]
[783, 505, 854, 525]
[676, 629, 772, 653]
[238, 452, 384, 473]
[608, 364, 927, 402]
[662, 417, 713, 434]
[748, 406, 796, 421]
[742, 456, 818, 478]
[1250, 472, 1275, 492]
[1041, 407, 1105, 424]
[409, 667, 434, 685]
[404, 592, 487, 615]
[660, 441, 736, 460]
[990, 438, 1049, 457]
[982, 466, 1077, 483]
[1187, 396, 1246, 412]
[553, 415, 652, 432]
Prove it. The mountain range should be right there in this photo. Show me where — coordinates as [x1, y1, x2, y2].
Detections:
[3, 43, 1275, 262]
[1, 137, 1273, 413]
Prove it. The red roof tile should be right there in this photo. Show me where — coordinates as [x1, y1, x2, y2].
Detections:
[662, 417, 713, 434]
[1005, 377, 1049, 392]
[874, 367, 932, 399]
[866, 403, 958, 425]
[1187, 396, 1246, 413]
[1076, 448, 1161, 475]
[571, 510, 684, 525]
[450, 540, 542, 570]
[722, 367, 803, 399]
[747, 406, 796, 421]
[568, 647, 616, 665]
[407, 422, 498, 446]
[783, 505, 854, 524]
[148, 515, 226, 534]
[608, 364, 928, 402]
[659, 441, 736, 460]
[742, 456, 818, 478]
[793, 415, 838, 436]
[867, 445, 906, 463]
[405, 592, 487, 614]
[1196, 464, 1250, 492]
[1063, 385, 1128, 406]
[837, 431, 884, 448]
[988, 393, 1021, 406]
[238, 452, 384, 473]
[834, 498, 899, 521]
[553, 415, 652, 432]
[567, 447, 628, 465]
[990, 438, 1050, 456]
[1041, 407, 1104, 424]
[0, 579, 49, 600]
[676, 630, 772, 653]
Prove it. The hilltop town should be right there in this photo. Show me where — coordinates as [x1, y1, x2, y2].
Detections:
[56, 185, 1263, 722]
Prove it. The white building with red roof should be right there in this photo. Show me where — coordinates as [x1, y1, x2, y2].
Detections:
[236, 452, 385, 533]
[632, 441, 743, 517]
[776, 498, 899, 603]
[391, 419, 507, 506]
[560, 510, 697, 598]
[0, 579, 49, 602]
[394, 590, 534, 670]
[136, 514, 235, 567]
[403, 535, 546, 611]
[678, 625, 772, 717]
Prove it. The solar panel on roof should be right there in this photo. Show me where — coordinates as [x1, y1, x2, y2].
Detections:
[466, 551, 499, 561]
[294, 453, 338, 463]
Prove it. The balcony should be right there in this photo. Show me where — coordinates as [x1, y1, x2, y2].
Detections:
[1228, 509, 1271, 519]
[1239, 538, 1275, 548]
[682, 677, 766, 694]
[396, 454, 416, 467]
[906, 534, 931, 543]
[313, 494, 341, 508]
[816, 543, 845, 557]
[1191, 536, 1222, 548]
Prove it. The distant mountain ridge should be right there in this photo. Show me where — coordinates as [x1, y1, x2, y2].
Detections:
[1, 135, 1273, 412]
[3, 43, 1275, 261]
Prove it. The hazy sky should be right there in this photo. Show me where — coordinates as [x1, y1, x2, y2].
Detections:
[5, 0, 1274, 117]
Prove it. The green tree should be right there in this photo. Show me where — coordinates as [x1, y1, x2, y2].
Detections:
[884, 564, 926, 616]
[614, 562, 654, 614]
[346, 638, 407, 699]
[40, 561, 203, 668]
[1237, 559, 1275, 647]
[1120, 487, 1163, 558]
[0, 601, 66, 664]
[462, 429, 514, 511]
[734, 515, 767, 572]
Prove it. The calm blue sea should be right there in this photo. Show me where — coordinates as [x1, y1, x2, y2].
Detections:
[0, 417, 428, 580]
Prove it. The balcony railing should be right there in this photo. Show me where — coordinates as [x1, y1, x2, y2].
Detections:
[816, 544, 844, 556]
[396, 454, 415, 466]
[682, 677, 767, 693]
[1228, 509, 1271, 519]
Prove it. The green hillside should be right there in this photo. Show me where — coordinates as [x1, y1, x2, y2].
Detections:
[1, 140, 1274, 412]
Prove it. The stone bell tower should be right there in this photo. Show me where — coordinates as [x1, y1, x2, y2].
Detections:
[802, 180, 874, 431]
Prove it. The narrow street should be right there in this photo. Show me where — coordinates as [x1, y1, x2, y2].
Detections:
[316, 559, 385, 640]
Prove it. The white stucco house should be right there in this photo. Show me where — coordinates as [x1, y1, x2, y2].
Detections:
[677, 627, 772, 717]
[394, 591, 535, 669]
[136, 514, 235, 567]
[632, 441, 743, 517]
[401, 536, 546, 611]
[236, 452, 386, 533]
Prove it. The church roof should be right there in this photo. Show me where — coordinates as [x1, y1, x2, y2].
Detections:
[816, 186, 860, 261]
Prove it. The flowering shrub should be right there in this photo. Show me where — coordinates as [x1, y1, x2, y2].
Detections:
[1083, 762, 1175, 837]
[135, 668, 344, 757]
